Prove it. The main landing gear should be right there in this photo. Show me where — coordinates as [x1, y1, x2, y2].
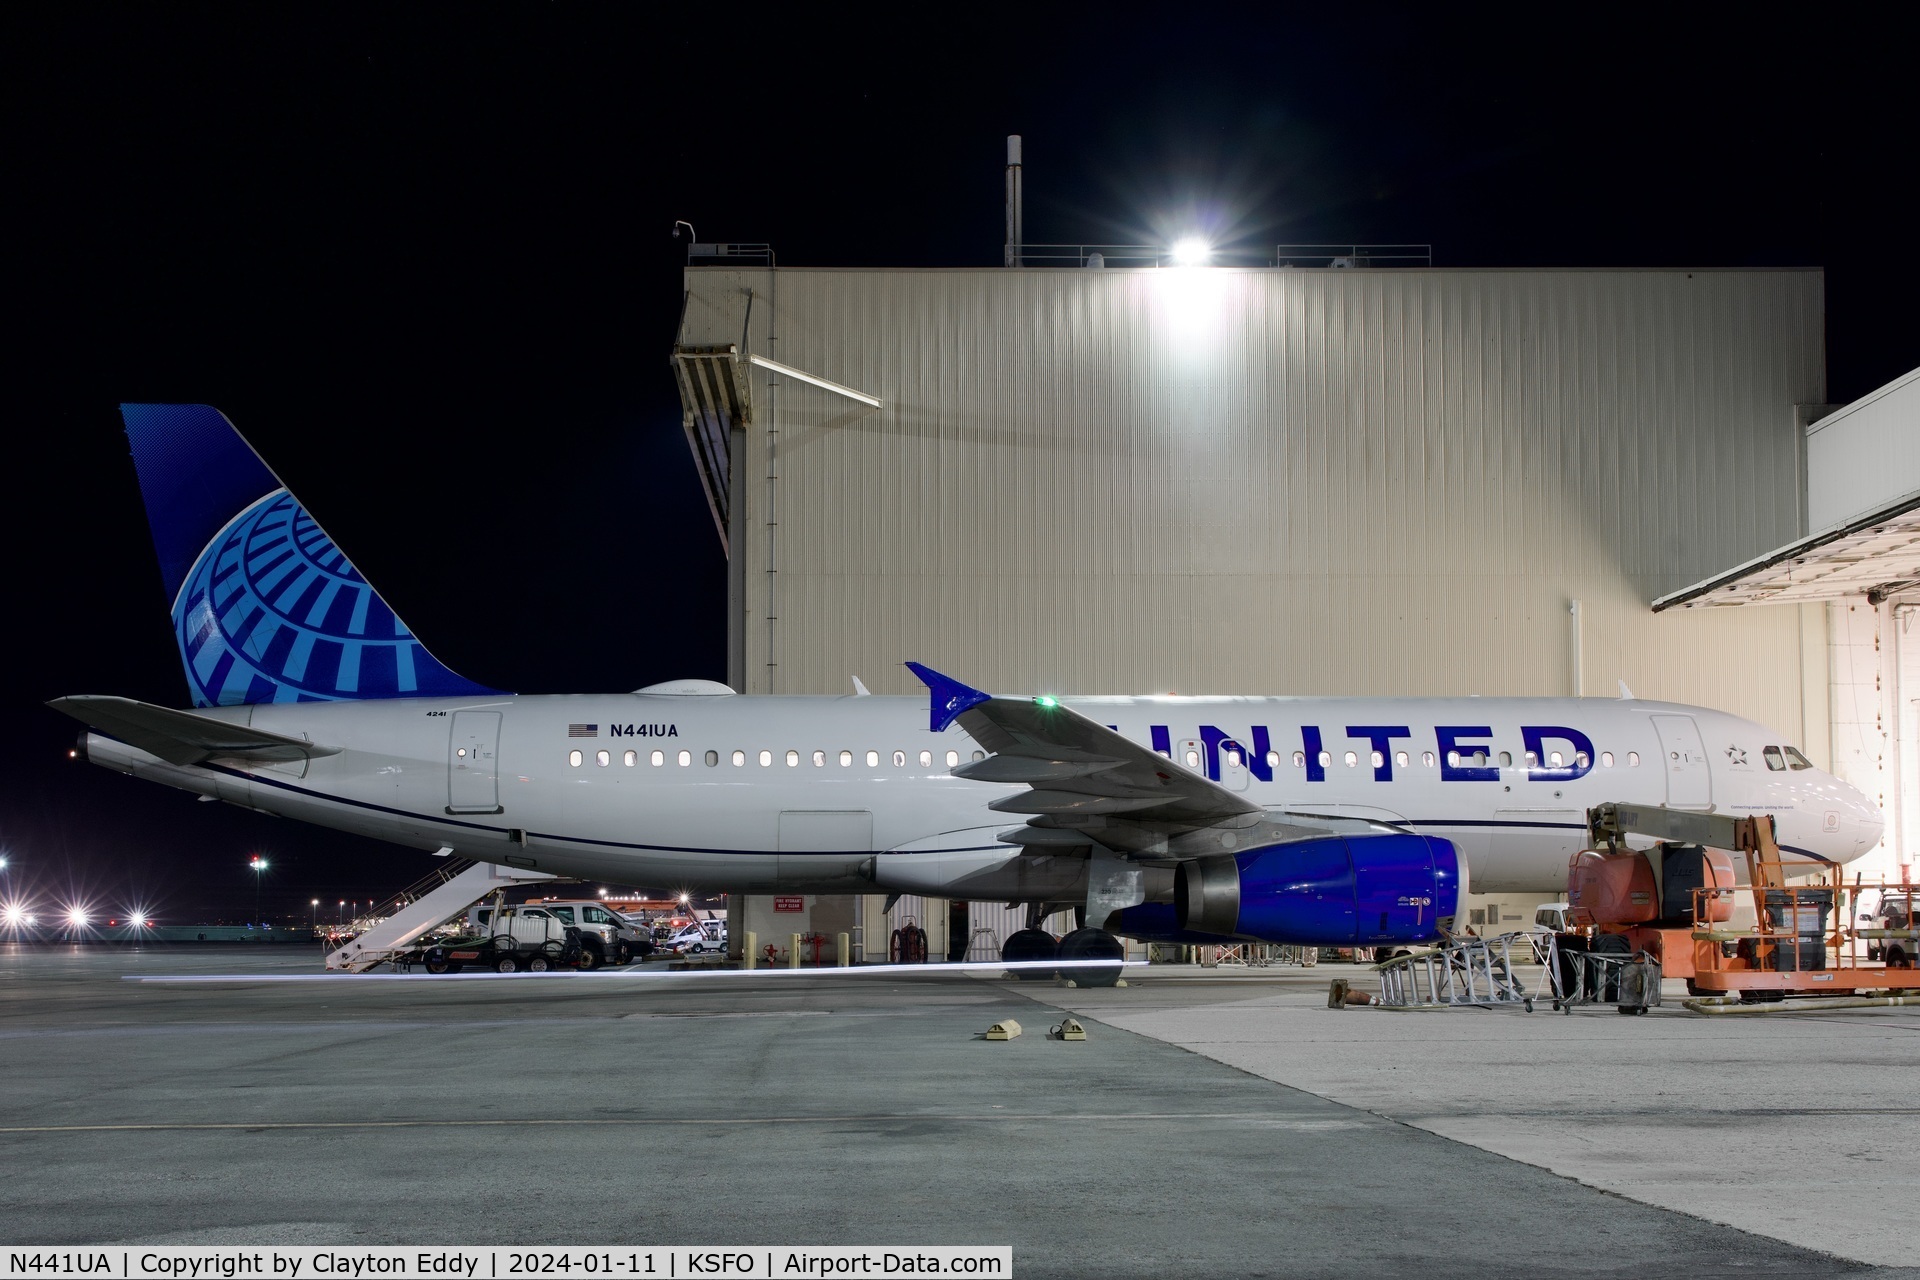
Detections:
[997, 925, 1127, 988]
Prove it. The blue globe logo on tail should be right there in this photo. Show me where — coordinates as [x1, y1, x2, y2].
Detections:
[123, 404, 502, 708]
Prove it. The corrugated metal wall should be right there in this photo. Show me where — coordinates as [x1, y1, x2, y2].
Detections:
[680, 266, 1827, 745]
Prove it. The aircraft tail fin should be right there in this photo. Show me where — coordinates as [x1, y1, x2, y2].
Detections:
[119, 404, 503, 707]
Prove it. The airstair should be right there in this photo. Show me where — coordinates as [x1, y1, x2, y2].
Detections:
[324, 856, 561, 972]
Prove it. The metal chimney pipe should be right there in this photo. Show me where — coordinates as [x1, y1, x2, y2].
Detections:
[1004, 135, 1023, 268]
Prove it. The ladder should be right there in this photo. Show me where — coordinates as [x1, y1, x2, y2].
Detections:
[324, 859, 561, 972]
[1375, 933, 1540, 1011]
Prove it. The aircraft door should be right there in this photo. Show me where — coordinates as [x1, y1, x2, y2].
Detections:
[1651, 714, 1712, 810]
[448, 711, 503, 814]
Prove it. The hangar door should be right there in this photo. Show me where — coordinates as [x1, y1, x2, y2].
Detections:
[448, 711, 503, 814]
[1652, 715, 1712, 810]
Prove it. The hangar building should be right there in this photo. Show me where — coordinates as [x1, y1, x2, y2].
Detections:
[670, 249, 1905, 955]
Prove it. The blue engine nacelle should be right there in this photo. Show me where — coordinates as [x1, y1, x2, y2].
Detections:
[1128, 833, 1462, 947]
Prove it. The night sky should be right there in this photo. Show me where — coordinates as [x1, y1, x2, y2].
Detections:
[8, 6, 1917, 920]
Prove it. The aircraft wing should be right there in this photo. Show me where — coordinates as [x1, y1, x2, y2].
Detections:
[49, 695, 341, 767]
[907, 663, 1260, 854]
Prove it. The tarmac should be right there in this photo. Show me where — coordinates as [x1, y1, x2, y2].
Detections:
[1, 944, 1916, 1279]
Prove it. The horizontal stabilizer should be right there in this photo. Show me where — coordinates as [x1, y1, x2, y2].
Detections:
[49, 695, 341, 767]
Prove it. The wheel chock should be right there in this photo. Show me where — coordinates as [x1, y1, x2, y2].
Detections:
[1328, 979, 1350, 1008]
[979, 1019, 1022, 1041]
[1048, 1018, 1087, 1041]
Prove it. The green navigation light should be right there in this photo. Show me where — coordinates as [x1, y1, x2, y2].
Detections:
[1036, 696, 1059, 708]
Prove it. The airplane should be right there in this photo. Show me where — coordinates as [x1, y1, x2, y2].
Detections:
[53, 405, 1883, 983]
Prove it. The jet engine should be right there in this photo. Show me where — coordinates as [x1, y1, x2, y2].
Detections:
[1116, 833, 1462, 947]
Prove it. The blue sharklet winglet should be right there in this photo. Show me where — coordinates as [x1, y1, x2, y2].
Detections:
[906, 662, 992, 733]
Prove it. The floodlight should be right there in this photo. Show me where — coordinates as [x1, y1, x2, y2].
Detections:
[1171, 237, 1212, 266]
[67, 907, 88, 926]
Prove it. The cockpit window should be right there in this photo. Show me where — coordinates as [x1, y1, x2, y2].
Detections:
[1763, 746, 1785, 772]
[1783, 746, 1814, 771]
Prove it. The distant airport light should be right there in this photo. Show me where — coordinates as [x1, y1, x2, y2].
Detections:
[67, 907, 88, 926]
[249, 856, 269, 871]
[129, 913, 150, 927]
[1171, 237, 1212, 266]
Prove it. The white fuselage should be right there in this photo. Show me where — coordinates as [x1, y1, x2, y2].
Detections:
[86, 691, 1882, 897]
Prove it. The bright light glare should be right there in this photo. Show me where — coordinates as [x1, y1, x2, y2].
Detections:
[67, 907, 88, 926]
[129, 913, 150, 927]
[1171, 237, 1212, 266]
[1036, 695, 1059, 708]
[2, 904, 22, 925]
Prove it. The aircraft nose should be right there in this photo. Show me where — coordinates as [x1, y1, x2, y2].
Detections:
[1836, 777, 1884, 853]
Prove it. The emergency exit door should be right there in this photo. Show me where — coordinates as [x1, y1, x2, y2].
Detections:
[448, 710, 503, 814]
[1651, 714, 1712, 810]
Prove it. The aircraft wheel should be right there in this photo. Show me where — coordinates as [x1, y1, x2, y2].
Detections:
[1056, 927, 1125, 988]
[1001, 928, 1058, 981]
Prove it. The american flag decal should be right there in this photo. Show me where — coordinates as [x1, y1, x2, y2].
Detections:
[567, 724, 599, 738]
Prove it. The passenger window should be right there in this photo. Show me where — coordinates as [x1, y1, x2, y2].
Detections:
[812, 750, 826, 767]
[585, 907, 613, 924]
[549, 907, 574, 923]
[705, 750, 719, 767]
[1225, 749, 1242, 767]
[839, 750, 853, 767]
[1395, 751, 1408, 767]
[1627, 751, 1639, 767]
[677, 750, 691, 766]
[568, 750, 582, 768]
[945, 750, 960, 767]
[919, 750, 933, 767]
[1784, 746, 1813, 771]
[456, 748, 467, 758]
[1185, 749, 1201, 767]
[1344, 751, 1357, 767]
[866, 750, 880, 767]
[624, 750, 636, 767]
[1422, 751, 1434, 767]
[1291, 751, 1305, 768]
[893, 750, 906, 767]
[1499, 751, 1513, 767]
[787, 750, 800, 767]
[1600, 751, 1613, 767]
[1266, 751, 1281, 768]
[759, 750, 772, 766]
[1471, 750, 1488, 766]
[972, 750, 986, 761]
[1371, 750, 1384, 768]
[1549, 751, 1564, 767]
[597, 750, 610, 767]
[651, 750, 664, 766]
[1763, 746, 1785, 771]
[1446, 750, 1459, 768]
[1318, 751, 1331, 767]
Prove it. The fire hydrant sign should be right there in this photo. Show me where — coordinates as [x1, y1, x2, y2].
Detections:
[773, 896, 805, 912]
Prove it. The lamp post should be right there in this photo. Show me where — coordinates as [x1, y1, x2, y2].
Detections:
[248, 855, 268, 927]
[310, 898, 319, 930]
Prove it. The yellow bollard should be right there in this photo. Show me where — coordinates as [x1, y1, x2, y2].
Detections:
[837, 932, 850, 966]
[744, 930, 757, 970]
[790, 932, 802, 968]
